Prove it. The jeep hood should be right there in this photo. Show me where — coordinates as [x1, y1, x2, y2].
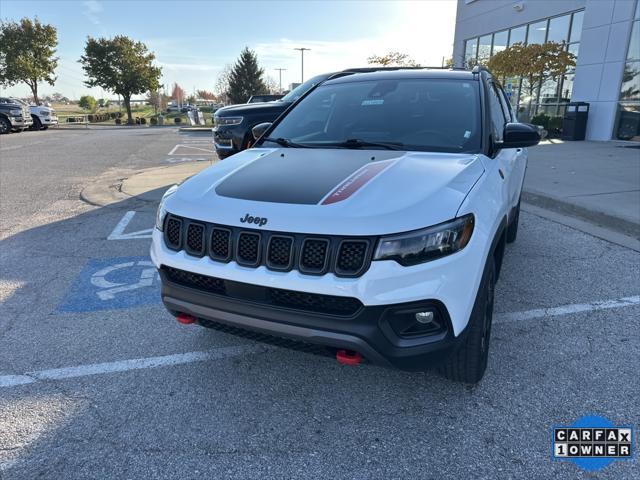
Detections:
[167, 148, 485, 236]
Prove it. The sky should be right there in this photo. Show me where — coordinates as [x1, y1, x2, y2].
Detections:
[0, 0, 457, 100]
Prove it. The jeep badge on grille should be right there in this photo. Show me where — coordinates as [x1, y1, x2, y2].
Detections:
[240, 214, 268, 227]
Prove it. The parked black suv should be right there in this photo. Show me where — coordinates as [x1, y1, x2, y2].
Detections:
[212, 73, 332, 159]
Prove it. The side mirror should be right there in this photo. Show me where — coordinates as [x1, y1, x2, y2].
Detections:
[501, 122, 541, 149]
[252, 122, 272, 141]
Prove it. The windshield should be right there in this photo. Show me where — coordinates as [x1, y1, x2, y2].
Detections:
[279, 73, 330, 103]
[265, 78, 481, 153]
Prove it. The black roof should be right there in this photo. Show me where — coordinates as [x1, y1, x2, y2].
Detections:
[325, 68, 480, 86]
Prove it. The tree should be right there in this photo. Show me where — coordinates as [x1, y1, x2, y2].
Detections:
[147, 90, 169, 111]
[264, 76, 280, 94]
[171, 83, 186, 104]
[186, 94, 196, 105]
[227, 47, 267, 104]
[0, 17, 58, 105]
[80, 35, 161, 124]
[214, 64, 232, 103]
[487, 42, 575, 120]
[79, 95, 97, 111]
[50, 92, 69, 103]
[367, 51, 418, 67]
[196, 89, 216, 100]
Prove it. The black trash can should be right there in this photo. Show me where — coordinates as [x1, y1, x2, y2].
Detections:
[561, 102, 589, 141]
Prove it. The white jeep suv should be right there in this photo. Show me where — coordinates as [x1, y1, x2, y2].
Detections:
[150, 67, 540, 383]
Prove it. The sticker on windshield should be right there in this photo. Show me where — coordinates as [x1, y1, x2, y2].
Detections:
[464, 130, 471, 139]
[361, 99, 384, 106]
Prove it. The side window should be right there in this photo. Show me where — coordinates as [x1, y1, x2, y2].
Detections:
[487, 83, 507, 141]
[495, 83, 514, 122]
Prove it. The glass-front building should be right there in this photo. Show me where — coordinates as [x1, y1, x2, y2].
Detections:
[614, 1, 640, 140]
[463, 9, 584, 122]
[453, 0, 640, 141]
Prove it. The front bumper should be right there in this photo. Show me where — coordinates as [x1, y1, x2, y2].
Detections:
[9, 116, 33, 128]
[41, 116, 58, 125]
[151, 227, 488, 337]
[160, 268, 465, 370]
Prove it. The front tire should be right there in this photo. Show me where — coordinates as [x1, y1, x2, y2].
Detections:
[30, 115, 43, 131]
[0, 117, 10, 134]
[438, 259, 495, 384]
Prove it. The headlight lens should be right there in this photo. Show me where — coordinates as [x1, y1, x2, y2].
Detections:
[373, 214, 474, 266]
[214, 116, 243, 126]
[9, 109, 22, 116]
[155, 184, 178, 231]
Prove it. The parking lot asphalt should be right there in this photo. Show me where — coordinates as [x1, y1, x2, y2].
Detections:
[1, 128, 639, 479]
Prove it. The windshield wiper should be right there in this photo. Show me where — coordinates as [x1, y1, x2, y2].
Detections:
[325, 138, 406, 151]
[262, 137, 313, 148]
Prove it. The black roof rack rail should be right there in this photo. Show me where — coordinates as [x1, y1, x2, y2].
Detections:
[326, 65, 475, 81]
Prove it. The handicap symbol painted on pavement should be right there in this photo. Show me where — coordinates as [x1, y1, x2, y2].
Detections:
[58, 256, 161, 312]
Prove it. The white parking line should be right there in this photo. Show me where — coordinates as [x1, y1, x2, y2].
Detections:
[0, 296, 638, 389]
[494, 295, 640, 323]
[168, 144, 214, 155]
[107, 211, 153, 240]
[0, 345, 267, 388]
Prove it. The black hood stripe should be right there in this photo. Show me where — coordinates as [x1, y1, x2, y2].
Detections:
[216, 152, 372, 205]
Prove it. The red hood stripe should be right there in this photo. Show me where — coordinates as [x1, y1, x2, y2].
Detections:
[320, 159, 397, 205]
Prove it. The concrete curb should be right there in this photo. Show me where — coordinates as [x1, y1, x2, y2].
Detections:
[522, 191, 639, 239]
[80, 161, 212, 206]
[178, 127, 212, 132]
[522, 202, 640, 253]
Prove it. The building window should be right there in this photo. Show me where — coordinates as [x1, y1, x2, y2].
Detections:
[528, 20, 548, 44]
[478, 34, 492, 64]
[569, 10, 584, 42]
[615, 16, 640, 140]
[548, 14, 571, 43]
[509, 25, 526, 45]
[464, 37, 478, 67]
[461, 9, 584, 122]
[492, 30, 508, 55]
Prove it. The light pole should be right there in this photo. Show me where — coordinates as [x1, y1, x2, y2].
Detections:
[274, 68, 287, 92]
[294, 47, 310, 83]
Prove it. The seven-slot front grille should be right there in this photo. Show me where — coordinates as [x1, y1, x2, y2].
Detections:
[163, 214, 373, 277]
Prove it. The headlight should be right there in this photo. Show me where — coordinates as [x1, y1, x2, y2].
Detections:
[373, 214, 474, 266]
[214, 116, 243, 126]
[9, 109, 22, 116]
[155, 184, 178, 231]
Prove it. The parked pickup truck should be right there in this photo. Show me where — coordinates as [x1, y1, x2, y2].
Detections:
[0, 97, 33, 133]
[30, 104, 58, 130]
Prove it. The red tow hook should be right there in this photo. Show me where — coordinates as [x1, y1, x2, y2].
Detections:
[176, 313, 196, 325]
[336, 349, 362, 366]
